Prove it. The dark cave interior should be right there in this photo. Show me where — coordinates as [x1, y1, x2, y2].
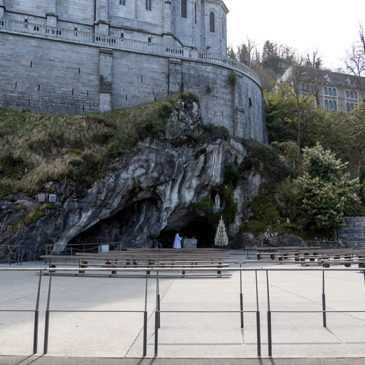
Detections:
[68, 214, 215, 250]
[157, 220, 215, 248]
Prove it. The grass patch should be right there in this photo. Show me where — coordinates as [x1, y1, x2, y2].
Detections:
[23, 203, 55, 226]
[0, 94, 196, 195]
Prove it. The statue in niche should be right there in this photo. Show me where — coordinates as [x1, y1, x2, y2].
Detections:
[213, 193, 221, 212]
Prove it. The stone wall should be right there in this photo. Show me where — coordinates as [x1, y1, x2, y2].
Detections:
[0, 0, 264, 141]
[338, 217, 365, 248]
[0, 33, 99, 114]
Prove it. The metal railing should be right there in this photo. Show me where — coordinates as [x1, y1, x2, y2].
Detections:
[0, 266, 365, 357]
[0, 271, 42, 354]
[43, 272, 149, 356]
[0, 245, 23, 265]
[0, 17, 261, 86]
[153, 264, 262, 356]
[264, 267, 365, 356]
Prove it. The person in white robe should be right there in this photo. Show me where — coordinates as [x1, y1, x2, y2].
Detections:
[173, 233, 182, 248]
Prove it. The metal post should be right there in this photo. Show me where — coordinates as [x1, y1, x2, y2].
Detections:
[7, 246, 11, 266]
[154, 270, 160, 357]
[239, 263, 244, 328]
[266, 270, 272, 357]
[154, 310, 159, 357]
[33, 271, 42, 354]
[156, 270, 160, 329]
[143, 272, 148, 357]
[255, 270, 261, 357]
[322, 270, 327, 328]
[43, 273, 52, 354]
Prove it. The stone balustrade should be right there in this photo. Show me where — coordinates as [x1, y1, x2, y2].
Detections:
[0, 17, 261, 87]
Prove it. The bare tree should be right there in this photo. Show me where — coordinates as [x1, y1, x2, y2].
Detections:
[237, 37, 257, 67]
[305, 50, 323, 107]
[290, 61, 307, 151]
[345, 25, 365, 104]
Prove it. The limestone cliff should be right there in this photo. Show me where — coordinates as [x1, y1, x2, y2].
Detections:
[0, 96, 263, 260]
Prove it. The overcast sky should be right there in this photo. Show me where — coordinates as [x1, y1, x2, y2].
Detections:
[224, 0, 365, 71]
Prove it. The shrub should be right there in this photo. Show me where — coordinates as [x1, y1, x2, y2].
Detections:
[243, 140, 291, 183]
[202, 123, 230, 141]
[228, 72, 237, 87]
[24, 203, 55, 226]
[224, 163, 241, 187]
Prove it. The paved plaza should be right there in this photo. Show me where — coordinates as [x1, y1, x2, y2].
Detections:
[1, 253, 365, 362]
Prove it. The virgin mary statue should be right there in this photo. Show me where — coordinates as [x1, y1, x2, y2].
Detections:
[173, 233, 182, 249]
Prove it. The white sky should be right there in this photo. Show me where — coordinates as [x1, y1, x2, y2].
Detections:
[224, 0, 365, 71]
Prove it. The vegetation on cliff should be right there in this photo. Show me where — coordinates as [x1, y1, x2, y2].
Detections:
[0, 93, 211, 197]
[243, 85, 363, 239]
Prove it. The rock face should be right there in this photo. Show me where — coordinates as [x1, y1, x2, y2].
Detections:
[0, 100, 263, 260]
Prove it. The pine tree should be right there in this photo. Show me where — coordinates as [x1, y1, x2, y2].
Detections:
[214, 216, 229, 247]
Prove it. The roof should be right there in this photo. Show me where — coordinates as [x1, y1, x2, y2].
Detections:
[205, 0, 229, 14]
[282, 66, 365, 88]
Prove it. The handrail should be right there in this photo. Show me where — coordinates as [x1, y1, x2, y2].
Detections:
[0, 17, 261, 86]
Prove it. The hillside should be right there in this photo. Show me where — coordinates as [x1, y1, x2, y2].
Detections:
[0, 94, 270, 259]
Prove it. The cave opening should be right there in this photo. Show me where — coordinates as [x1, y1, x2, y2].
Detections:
[158, 219, 215, 248]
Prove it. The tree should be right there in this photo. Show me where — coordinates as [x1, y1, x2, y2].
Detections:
[292, 144, 360, 231]
[278, 62, 316, 151]
[227, 45, 237, 61]
[237, 38, 257, 67]
[345, 25, 365, 104]
[304, 50, 323, 106]
[265, 83, 316, 145]
[262, 40, 277, 63]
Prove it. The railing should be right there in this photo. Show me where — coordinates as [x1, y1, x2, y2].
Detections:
[44, 242, 120, 256]
[0, 244, 23, 265]
[0, 17, 261, 86]
[0, 270, 42, 354]
[43, 271, 149, 357]
[0, 267, 150, 357]
[1, 266, 364, 357]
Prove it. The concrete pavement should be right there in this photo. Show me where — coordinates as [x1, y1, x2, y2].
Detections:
[1, 256, 365, 359]
[1, 356, 365, 365]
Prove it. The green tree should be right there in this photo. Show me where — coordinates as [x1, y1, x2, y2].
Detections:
[292, 144, 360, 230]
[264, 84, 317, 145]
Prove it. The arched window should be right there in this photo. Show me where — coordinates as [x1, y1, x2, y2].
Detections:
[324, 87, 327, 95]
[146, 0, 152, 11]
[324, 99, 328, 109]
[181, 0, 187, 18]
[346, 90, 349, 98]
[329, 100, 333, 110]
[350, 90, 354, 98]
[210, 12, 215, 32]
[354, 91, 358, 99]
[333, 88, 337, 96]
[333, 101, 337, 111]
